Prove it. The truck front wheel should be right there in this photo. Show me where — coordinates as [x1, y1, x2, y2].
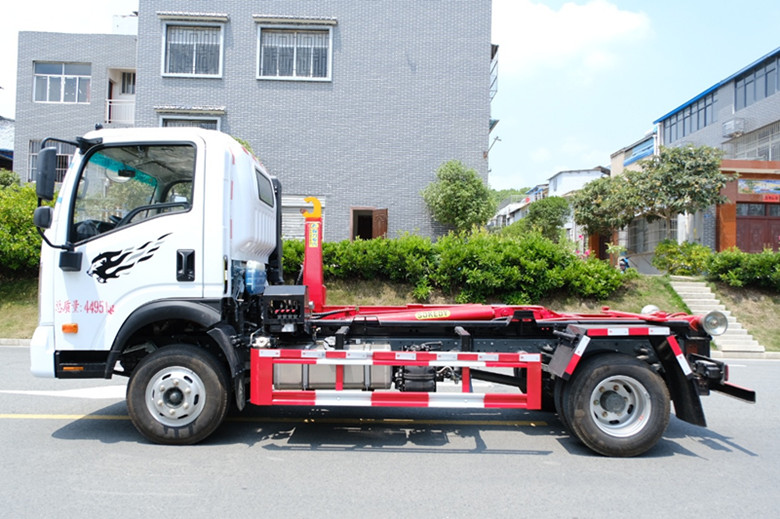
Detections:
[127, 345, 230, 445]
[563, 354, 670, 457]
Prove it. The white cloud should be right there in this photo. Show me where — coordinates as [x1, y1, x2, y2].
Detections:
[492, 0, 652, 82]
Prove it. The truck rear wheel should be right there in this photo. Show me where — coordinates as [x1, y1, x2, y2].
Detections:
[563, 354, 670, 457]
[127, 345, 230, 445]
[553, 378, 571, 432]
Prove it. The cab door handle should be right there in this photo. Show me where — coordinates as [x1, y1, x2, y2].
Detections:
[176, 249, 195, 282]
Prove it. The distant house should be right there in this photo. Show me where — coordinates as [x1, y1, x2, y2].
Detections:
[655, 46, 780, 254]
[547, 167, 609, 198]
[547, 167, 609, 250]
[613, 45, 780, 272]
[491, 194, 529, 228]
[491, 183, 549, 229]
[492, 167, 608, 253]
[14, 31, 137, 183]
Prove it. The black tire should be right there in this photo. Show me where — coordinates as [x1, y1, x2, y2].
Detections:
[127, 345, 230, 445]
[562, 354, 670, 457]
[553, 377, 571, 432]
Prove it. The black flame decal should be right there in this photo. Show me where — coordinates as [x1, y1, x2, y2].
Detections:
[87, 233, 172, 283]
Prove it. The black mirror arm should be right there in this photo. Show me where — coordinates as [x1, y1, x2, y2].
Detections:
[36, 227, 74, 252]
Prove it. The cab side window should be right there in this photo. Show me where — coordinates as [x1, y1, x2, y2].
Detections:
[70, 144, 196, 243]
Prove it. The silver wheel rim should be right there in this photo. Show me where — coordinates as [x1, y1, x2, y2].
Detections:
[588, 375, 651, 437]
[145, 366, 206, 427]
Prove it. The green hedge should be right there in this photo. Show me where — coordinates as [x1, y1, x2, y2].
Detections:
[651, 240, 780, 291]
[283, 230, 626, 303]
[0, 183, 42, 275]
[652, 239, 712, 276]
[707, 248, 780, 290]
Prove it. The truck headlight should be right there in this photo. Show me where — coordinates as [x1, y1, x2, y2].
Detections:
[702, 310, 728, 336]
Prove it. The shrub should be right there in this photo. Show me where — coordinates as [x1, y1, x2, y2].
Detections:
[652, 240, 713, 275]
[430, 230, 573, 303]
[563, 257, 625, 299]
[281, 239, 305, 281]
[0, 169, 21, 187]
[0, 183, 42, 274]
[284, 229, 627, 303]
[706, 248, 780, 291]
[381, 234, 435, 284]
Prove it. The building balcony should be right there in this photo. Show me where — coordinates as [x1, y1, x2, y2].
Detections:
[105, 99, 135, 125]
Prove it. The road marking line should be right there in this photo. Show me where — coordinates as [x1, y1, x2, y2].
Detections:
[0, 387, 126, 399]
[0, 414, 129, 420]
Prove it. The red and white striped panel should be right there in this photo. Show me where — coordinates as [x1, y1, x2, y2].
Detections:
[581, 326, 671, 337]
[250, 348, 542, 410]
[255, 348, 540, 367]
[665, 335, 693, 377]
[563, 335, 591, 378]
[562, 325, 692, 378]
[261, 389, 533, 409]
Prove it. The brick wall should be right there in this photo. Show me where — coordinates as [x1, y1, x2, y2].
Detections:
[135, 0, 491, 241]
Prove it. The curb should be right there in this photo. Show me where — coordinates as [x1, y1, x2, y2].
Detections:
[0, 339, 31, 346]
[711, 349, 780, 360]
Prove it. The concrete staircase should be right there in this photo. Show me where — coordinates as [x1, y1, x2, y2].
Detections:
[669, 278, 764, 356]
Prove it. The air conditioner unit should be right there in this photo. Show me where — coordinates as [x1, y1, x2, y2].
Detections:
[722, 118, 745, 138]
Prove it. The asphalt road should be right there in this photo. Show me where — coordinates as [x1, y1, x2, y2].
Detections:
[1, 344, 777, 519]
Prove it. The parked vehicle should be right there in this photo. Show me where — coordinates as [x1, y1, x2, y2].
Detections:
[31, 128, 755, 456]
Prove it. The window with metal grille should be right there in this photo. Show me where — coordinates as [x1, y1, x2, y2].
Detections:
[258, 28, 330, 80]
[161, 117, 219, 130]
[28, 140, 76, 183]
[164, 25, 222, 76]
[731, 121, 780, 161]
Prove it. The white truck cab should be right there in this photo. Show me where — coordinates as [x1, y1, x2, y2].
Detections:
[31, 128, 280, 379]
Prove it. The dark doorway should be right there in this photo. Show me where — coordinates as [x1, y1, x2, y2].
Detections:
[351, 208, 388, 240]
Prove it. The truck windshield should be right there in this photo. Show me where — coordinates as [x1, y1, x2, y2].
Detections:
[70, 144, 196, 243]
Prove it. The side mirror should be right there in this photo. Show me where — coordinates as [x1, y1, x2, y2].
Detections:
[36, 147, 57, 201]
[34, 206, 53, 229]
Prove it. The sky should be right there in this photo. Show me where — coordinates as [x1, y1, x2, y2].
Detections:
[2, 1, 780, 190]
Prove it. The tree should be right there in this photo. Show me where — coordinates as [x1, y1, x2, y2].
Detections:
[572, 144, 728, 238]
[525, 196, 570, 242]
[422, 160, 496, 232]
[571, 175, 637, 236]
[632, 145, 728, 232]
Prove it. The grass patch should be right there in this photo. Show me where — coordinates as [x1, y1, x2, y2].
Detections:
[539, 275, 689, 315]
[324, 279, 417, 307]
[326, 276, 690, 315]
[0, 276, 38, 339]
[710, 282, 780, 352]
